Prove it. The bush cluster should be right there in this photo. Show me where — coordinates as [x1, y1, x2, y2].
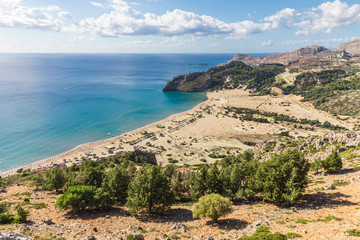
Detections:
[35, 149, 310, 215]
[310, 151, 343, 173]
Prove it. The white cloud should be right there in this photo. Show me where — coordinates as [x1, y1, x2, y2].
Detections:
[77, 0, 297, 38]
[261, 40, 273, 47]
[68, 35, 95, 42]
[2, 0, 359, 41]
[90, 2, 106, 8]
[0, 0, 64, 31]
[265, 8, 300, 28]
[295, 0, 360, 35]
[282, 37, 353, 46]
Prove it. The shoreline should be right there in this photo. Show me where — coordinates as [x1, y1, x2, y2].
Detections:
[0, 92, 212, 177]
[1, 87, 352, 178]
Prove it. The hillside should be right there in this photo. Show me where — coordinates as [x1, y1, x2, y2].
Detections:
[336, 38, 360, 56]
[163, 39, 360, 94]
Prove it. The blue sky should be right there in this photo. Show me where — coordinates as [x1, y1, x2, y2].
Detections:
[0, 0, 360, 53]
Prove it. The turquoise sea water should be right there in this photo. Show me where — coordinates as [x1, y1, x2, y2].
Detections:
[0, 53, 242, 172]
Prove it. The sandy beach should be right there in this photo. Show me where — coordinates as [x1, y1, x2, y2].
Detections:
[1, 88, 353, 177]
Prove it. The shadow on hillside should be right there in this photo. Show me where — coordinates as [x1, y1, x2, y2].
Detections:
[337, 168, 358, 175]
[297, 192, 356, 210]
[63, 207, 131, 220]
[136, 208, 194, 223]
[215, 219, 248, 230]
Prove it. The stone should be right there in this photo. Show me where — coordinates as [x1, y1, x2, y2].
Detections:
[128, 225, 143, 231]
[19, 225, 30, 232]
[41, 217, 53, 225]
[0, 232, 32, 240]
[170, 223, 188, 232]
[252, 220, 269, 227]
[83, 236, 96, 240]
[325, 184, 336, 190]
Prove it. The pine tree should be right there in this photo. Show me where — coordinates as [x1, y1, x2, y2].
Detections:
[126, 166, 174, 214]
[255, 149, 309, 203]
[207, 163, 223, 194]
[323, 151, 342, 173]
[100, 165, 129, 204]
[190, 165, 209, 200]
[43, 167, 66, 192]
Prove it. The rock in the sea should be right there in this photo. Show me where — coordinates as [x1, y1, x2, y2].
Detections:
[0, 231, 32, 240]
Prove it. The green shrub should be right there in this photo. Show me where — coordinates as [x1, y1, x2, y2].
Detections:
[287, 232, 302, 239]
[0, 213, 14, 224]
[238, 226, 287, 240]
[14, 205, 29, 223]
[310, 158, 324, 173]
[208, 153, 226, 159]
[126, 234, 137, 240]
[345, 229, 360, 237]
[32, 203, 47, 209]
[192, 193, 233, 222]
[323, 151, 342, 173]
[317, 215, 342, 222]
[55, 185, 100, 211]
[0, 202, 11, 214]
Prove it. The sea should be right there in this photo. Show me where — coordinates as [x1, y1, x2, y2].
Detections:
[0, 53, 272, 172]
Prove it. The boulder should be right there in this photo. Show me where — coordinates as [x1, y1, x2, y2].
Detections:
[41, 217, 53, 225]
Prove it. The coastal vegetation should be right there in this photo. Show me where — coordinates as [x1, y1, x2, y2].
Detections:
[28, 148, 312, 213]
[223, 106, 346, 131]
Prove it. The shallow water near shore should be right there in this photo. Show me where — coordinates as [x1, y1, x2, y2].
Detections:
[0, 53, 242, 172]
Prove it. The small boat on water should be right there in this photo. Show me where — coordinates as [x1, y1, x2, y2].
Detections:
[108, 132, 112, 136]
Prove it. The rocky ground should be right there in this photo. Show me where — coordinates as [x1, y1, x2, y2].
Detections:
[1, 156, 360, 240]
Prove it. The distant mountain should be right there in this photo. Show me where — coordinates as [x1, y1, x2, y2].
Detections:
[230, 45, 338, 65]
[336, 38, 360, 56]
